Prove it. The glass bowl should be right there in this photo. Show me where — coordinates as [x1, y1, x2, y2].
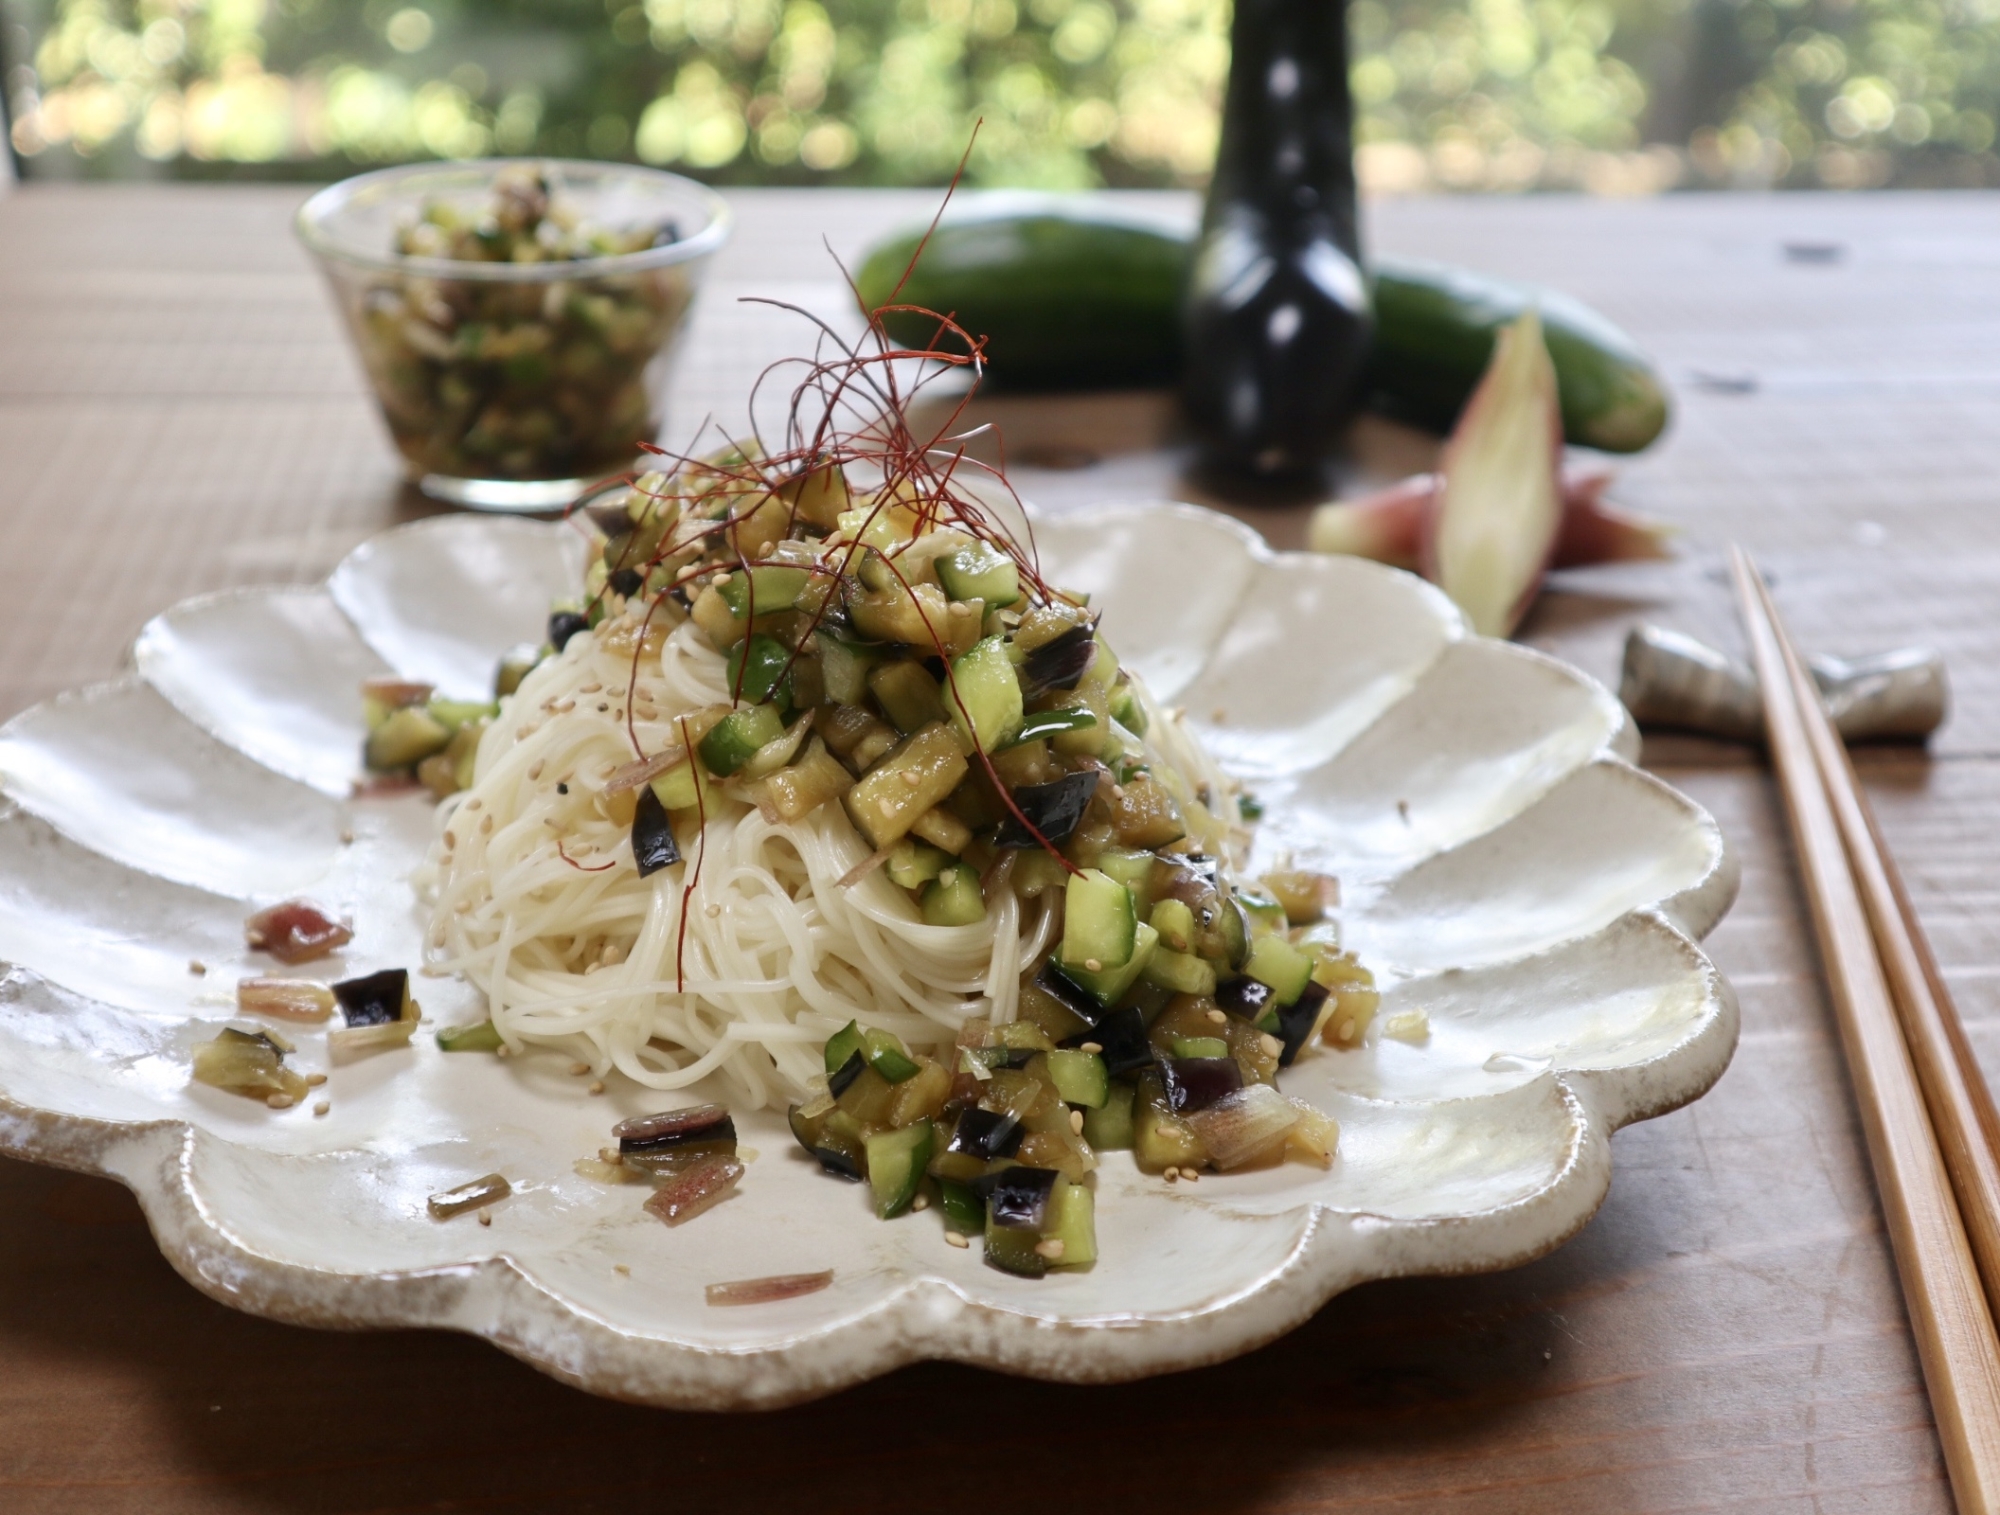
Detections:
[297, 160, 730, 512]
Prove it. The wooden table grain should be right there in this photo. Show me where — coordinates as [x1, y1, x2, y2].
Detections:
[3, 181, 1999, 1513]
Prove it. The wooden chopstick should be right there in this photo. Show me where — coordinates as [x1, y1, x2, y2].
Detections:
[1746, 563, 2000, 1320]
[1731, 546, 2000, 1513]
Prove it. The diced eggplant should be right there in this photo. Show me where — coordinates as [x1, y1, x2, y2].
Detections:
[608, 567, 644, 597]
[1063, 1004, 1154, 1080]
[332, 967, 412, 1028]
[827, 1049, 866, 1099]
[843, 722, 969, 850]
[1162, 1055, 1243, 1114]
[549, 610, 590, 652]
[1216, 973, 1276, 1020]
[975, 1164, 1060, 1230]
[631, 787, 682, 878]
[1033, 960, 1102, 1027]
[946, 1106, 1024, 1161]
[1020, 625, 1097, 696]
[617, 1103, 737, 1159]
[1276, 979, 1330, 1067]
[994, 769, 1100, 849]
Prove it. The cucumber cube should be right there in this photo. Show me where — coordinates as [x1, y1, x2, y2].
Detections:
[865, 1119, 933, 1218]
[1244, 934, 1314, 1006]
[1060, 868, 1137, 972]
[1081, 1084, 1135, 1150]
[936, 543, 1021, 608]
[1044, 1048, 1109, 1109]
[944, 636, 1023, 755]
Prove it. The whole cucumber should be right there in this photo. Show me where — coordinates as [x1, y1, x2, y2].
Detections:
[853, 203, 1670, 453]
[854, 200, 1186, 392]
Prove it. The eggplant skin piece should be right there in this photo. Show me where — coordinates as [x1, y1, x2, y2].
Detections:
[1163, 1055, 1243, 1113]
[813, 1146, 865, 1181]
[1061, 1004, 1154, 1079]
[996, 770, 1101, 848]
[975, 1164, 1060, 1229]
[1216, 974, 1276, 1020]
[1276, 980, 1330, 1067]
[617, 1103, 736, 1154]
[1019, 626, 1097, 696]
[549, 611, 590, 652]
[608, 567, 644, 598]
[631, 787, 683, 878]
[333, 967, 409, 1028]
[947, 1107, 1025, 1161]
[828, 1050, 866, 1099]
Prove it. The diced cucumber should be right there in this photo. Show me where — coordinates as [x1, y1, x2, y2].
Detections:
[1054, 922, 1159, 1008]
[1144, 947, 1218, 997]
[1060, 869, 1138, 972]
[868, 659, 945, 733]
[1239, 891, 1288, 938]
[921, 864, 987, 926]
[865, 1119, 934, 1218]
[725, 634, 794, 706]
[1045, 1179, 1096, 1268]
[823, 1020, 864, 1077]
[1044, 1048, 1108, 1109]
[1109, 680, 1148, 735]
[861, 1027, 921, 1083]
[700, 704, 785, 775]
[985, 1219, 1048, 1277]
[944, 636, 1024, 754]
[1148, 897, 1197, 953]
[649, 758, 715, 813]
[1169, 1035, 1229, 1060]
[815, 630, 880, 706]
[939, 1176, 984, 1233]
[936, 543, 1021, 608]
[428, 696, 498, 732]
[716, 565, 810, 619]
[365, 706, 451, 771]
[1081, 1083, 1136, 1149]
[495, 644, 543, 698]
[1004, 708, 1098, 747]
[1219, 896, 1250, 968]
[436, 1019, 502, 1052]
[886, 837, 951, 890]
[998, 1021, 1055, 1051]
[1133, 1095, 1205, 1174]
[1095, 848, 1154, 897]
[1244, 934, 1314, 1006]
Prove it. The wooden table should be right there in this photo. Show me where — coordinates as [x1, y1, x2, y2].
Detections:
[3, 181, 1998, 1513]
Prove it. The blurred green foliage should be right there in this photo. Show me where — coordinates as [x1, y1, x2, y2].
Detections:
[4, 0, 1997, 189]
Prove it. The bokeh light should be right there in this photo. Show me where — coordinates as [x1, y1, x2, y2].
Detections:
[4, 0, 1997, 189]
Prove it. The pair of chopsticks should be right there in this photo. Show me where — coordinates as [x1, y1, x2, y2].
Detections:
[1731, 548, 2000, 1511]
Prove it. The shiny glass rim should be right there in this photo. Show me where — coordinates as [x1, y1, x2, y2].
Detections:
[295, 158, 732, 284]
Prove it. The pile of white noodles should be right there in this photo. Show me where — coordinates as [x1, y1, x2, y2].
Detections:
[417, 603, 1241, 1110]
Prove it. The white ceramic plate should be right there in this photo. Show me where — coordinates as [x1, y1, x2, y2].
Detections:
[0, 505, 1737, 1408]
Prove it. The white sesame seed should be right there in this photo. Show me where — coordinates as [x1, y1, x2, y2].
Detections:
[479, 1210, 492, 1227]
[1164, 1168, 1179, 1182]
[306, 1073, 327, 1087]
[1079, 1042, 1102, 1054]
[188, 960, 207, 976]
[1069, 1109, 1085, 1135]
[266, 1093, 295, 1110]
[1260, 1033, 1284, 1058]
[588, 1081, 606, 1096]
[1180, 1167, 1201, 1181]
[901, 770, 921, 788]
[615, 1263, 631, 1276]
[313, 1100, 330, 1117]
[1206, 1009, 1227, 1024]
[912, 1193, 930, 1211]
[944, 1230, 970, 1248]
[1034, 1238, 1065, 1259]
[570, 1061, 591, 1076]
[1336, 1019, 1355, 1043]
[1083, 958, 1102, 973]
